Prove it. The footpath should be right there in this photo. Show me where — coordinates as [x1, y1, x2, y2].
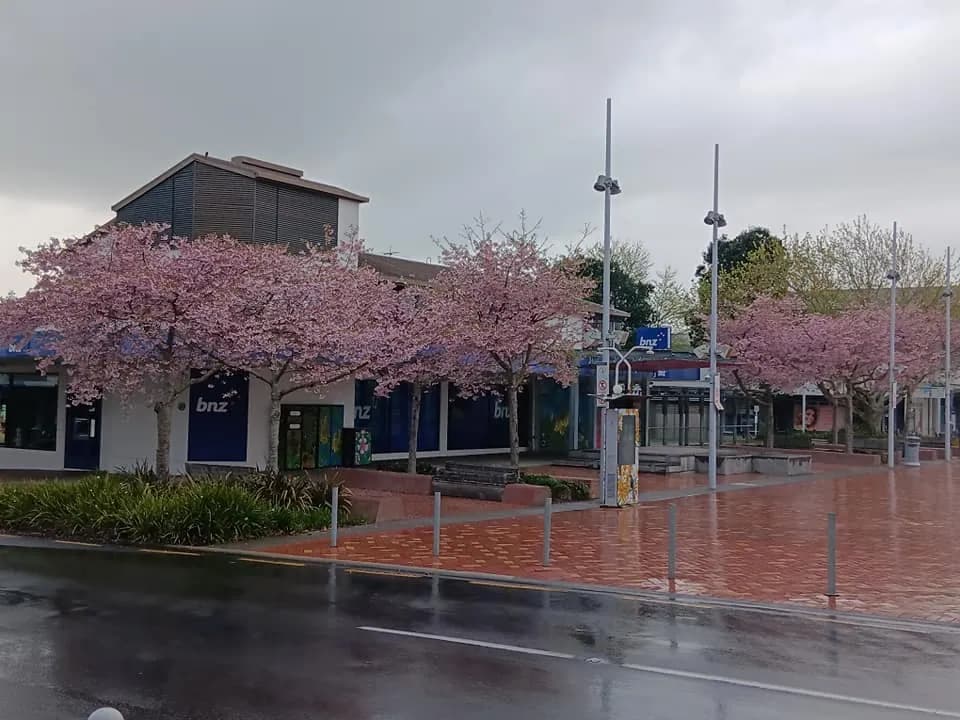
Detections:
[257, 462, 960, 624]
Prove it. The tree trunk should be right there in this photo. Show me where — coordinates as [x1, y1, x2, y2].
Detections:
[508, 383, 520, 470]
[154, 401, 172, 480]
[832, 398, 839, 445]
[765, 401, 775, 448]
[267, 386, 282, 472]
[846, 389, 855, 454]
[903, 391, 913, 435]
[407, 382, 422, 475]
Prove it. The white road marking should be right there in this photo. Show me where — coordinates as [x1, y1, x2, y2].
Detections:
[358, 626, 577, 660]
[620, 662, 960, 717]
[359, 625, 960, 717]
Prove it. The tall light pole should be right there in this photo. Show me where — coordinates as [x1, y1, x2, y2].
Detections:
[887, 221, 899, 469]
[945, 246, 953, 463]
[593, 98, 621, 505]
[703, 144, 726, 490]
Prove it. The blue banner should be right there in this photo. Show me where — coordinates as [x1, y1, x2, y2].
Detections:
[447, 386, 530, 451]
[354, 380, 440, 454]
[634, 327, 671, 351]
[188, 371, 249, 462]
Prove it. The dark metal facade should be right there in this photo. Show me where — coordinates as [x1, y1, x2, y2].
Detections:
[114, 160, 338, 246]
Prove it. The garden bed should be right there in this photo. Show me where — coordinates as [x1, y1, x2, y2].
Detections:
[0, 472, 357, 546]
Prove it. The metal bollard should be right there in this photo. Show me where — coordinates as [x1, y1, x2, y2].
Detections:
[543, 497, 553, 566]
[826, 512, 837, 598]
[331, 484, 339, 548]
[667, 503, 677, 582]
[88, 710, 124, 720]
[433, 491, 441, 556]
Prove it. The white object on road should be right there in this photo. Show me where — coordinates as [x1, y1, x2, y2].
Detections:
[88, 709, 124, 720]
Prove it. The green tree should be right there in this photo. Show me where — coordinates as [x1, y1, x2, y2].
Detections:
[695, 227, 783, 279]
[689, 226, 784, 345]
[577, 255, 653, 343]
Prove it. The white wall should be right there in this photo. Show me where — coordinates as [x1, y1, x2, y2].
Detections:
[0, 368, 66, 471]
[99, 391, 190, 474]
[337, 199, 361, 247]
[99, 377, 358, 474]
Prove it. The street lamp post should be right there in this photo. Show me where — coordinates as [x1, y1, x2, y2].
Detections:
[703, 144, 726, 491]
[887, 221, 899, 469]
[594, 98, 621, 506]
[945, 247, 953, 463]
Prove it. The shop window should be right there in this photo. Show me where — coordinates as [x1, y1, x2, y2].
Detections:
[0, 373, 58, 451]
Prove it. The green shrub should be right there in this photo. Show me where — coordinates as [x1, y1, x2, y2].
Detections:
[115, 460, 161, 484]
[233, 469, 352, 518]
[519, 473, 590, 502]
[0, 475, 335, 546]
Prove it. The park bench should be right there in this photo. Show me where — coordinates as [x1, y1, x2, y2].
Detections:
[432, 462, 520, 500]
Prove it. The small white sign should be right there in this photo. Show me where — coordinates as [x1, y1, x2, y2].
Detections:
[596, 364, 609, 398]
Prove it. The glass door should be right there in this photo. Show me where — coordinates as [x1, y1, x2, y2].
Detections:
[280, 405, 345, 471]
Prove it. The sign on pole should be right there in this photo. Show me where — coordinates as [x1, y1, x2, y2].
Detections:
[634, 327, 671, 352]
[596, 363, 609, 403]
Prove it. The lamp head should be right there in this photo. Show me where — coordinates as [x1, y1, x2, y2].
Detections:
[610, 179, 622, 195]
[594, 175, 607, 192]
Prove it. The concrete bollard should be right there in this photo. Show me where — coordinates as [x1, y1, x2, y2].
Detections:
[432, 491, 441, 557]
[826, 512, 837, 598]
[542, 497, 553, 566]
[88, 710, 124, 720]
[331, 484, 339, 548]
[667, 503, 677, 583]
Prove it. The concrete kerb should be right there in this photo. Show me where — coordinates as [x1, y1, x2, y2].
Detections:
[0, 533, 957, 634]
[179, 543, 960, 635]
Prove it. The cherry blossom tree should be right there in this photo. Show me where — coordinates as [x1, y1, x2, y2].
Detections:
[372, 286, 456, 475]
[0, 224, 242, 478]
[805, 305, 941, 447]
[432, 215, 593, 468]
[719, 296, 812, 447]
[203, 237, 423, 471]
[723, 295, 943, 453]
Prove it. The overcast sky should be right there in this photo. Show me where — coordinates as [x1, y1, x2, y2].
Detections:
[1, 0, 958, 293]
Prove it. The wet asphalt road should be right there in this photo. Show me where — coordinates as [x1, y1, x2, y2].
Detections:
[1, 545, 959, 719]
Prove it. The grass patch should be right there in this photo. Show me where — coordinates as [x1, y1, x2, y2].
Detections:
[0, 474, 352, 546]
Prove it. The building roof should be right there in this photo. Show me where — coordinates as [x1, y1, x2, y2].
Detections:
[111, 153, 369, 212]
[360, 251, 628, 317]
[359, 252, 442, 286]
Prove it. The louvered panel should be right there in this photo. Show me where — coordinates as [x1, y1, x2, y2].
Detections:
[116, 177, 173, 228]
[276, 185, 338, 252]
[171, 165, 194, 238]
[193, 163, 255, 242]
[253, 181, 278, 245]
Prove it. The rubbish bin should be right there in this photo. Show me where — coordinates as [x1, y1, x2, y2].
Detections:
[903, 435, 921, 467]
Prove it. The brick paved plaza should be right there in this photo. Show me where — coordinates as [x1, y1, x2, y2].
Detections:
[267, 462, 960, 622]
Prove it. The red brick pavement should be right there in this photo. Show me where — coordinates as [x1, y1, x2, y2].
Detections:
[350, 489, 520, 520]
[266, 463, 960, 623]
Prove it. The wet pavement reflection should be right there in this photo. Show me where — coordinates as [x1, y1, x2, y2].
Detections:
[1, 546, 960, 718]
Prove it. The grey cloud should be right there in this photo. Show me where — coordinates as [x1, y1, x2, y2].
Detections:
[1, 0, 958, 280]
